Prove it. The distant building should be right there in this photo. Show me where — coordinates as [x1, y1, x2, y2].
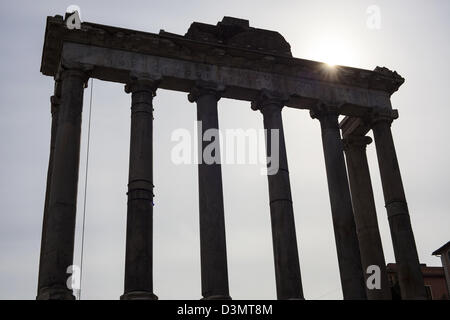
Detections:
[387, 242, 450, 300]
[387, 263, 448, 300]
[432, 241, 450, 296]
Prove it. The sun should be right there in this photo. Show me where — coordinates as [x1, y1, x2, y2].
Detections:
[306, 36, 356, 68]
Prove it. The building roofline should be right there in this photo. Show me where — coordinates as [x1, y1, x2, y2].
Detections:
[432, 241, 450, 255]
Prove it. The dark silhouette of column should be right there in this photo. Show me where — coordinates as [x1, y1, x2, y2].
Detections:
[37, 66, 89, 300]
[252, 90, 303, 300]
[371, 112, 426, 300]
[342, 135, 391, 300]
[121, 75, 159, 300]
[38, 81, 61, 299]
[188, 81, 231, 300]
[311, 105, 366, 300]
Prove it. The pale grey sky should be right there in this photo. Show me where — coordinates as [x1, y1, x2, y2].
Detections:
[0, 0, 449, 300]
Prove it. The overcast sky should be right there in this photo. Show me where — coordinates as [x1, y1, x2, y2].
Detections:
[0, 0, 449, 300]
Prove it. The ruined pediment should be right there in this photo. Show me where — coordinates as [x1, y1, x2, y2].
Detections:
[185, 16, 292, 57]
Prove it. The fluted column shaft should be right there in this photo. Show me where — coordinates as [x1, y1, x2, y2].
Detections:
[311, 107, 366, 300]
[121, 76, 158, 300]
[188, 82, 230, 300]
[37, 67, 88, 300]
[343, 135, 391, 299]
[252, 90, 303, 300]
[371, 115, 426, 299]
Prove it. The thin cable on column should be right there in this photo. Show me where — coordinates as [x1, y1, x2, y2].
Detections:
[79, 78, 94, 300]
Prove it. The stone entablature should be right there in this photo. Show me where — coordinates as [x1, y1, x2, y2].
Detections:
[41, 16, 403, 117]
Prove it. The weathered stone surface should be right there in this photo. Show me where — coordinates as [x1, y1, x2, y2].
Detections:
[185, 17, 292, 57]
[41, 15, 403, 117]
[189, 81, 231, 300]
[38, 87, 60, 299]
[342, 135, 391, 300]
[37, 66, 88, 300]
[371, 116, 427, 300]
[252, 90, 304, 300]
[121, 75, 158, 300]
[311, 104, 366, 300]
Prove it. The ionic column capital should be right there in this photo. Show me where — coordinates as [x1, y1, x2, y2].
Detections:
[188, 80, 225, 102]
[58, 60, 93, 87]
[59, 69, 90, 87]
[251, 89, 288, 114]
[342, 135, 373, 152]
[309, 101, 341, 118]
[367, 109, 399, 127]
[125, 72, 160, 95]
[310, 102, 342, 129]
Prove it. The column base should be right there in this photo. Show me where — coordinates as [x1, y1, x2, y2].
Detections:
[36, 287, 76, 300]
[201, 295, 232, 300]
[120, 291, 158, 300]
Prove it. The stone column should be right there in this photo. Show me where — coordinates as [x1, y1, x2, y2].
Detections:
[38, 81, 61, 298]
[121, 75, 159, 300]
[188, 82, 231, 300]
[342, 135, 391, 300]
[310, 105, 366, 300]
[371, 112, 426, 299]
[251, 90, 303, 300]
[37, 66, 89, 300]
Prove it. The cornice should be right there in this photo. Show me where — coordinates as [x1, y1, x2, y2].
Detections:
[41, 15, 404, 95]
